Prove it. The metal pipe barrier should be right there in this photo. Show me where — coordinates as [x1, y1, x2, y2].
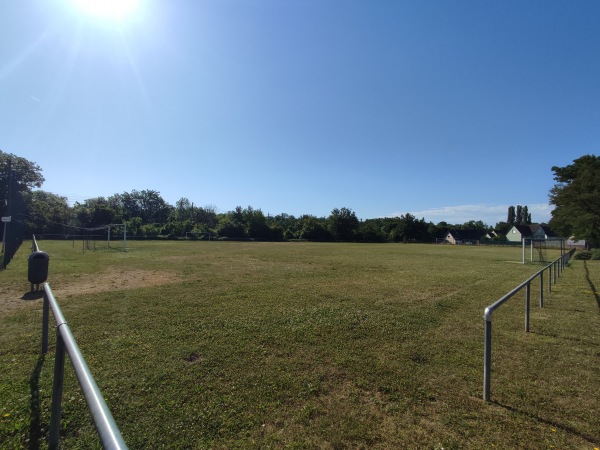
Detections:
[483, 248, 576, 401]
[41, 282, 127, 449]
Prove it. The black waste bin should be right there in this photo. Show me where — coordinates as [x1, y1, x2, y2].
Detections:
[28, 251, 49, 285]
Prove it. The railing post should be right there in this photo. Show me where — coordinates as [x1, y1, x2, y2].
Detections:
[525, 282, 530, 332]
[554, 261, 558, 284]
[539, 271, 544, 308]
[50, 330, 66, 450]
[483, 318, 492, 401]
[42, 293, 49, 355]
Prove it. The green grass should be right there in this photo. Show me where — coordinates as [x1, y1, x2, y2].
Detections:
[1, 241, 598, 449]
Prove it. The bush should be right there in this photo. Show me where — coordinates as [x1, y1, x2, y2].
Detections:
[574, 251, 592, 260]
[591, 249, 600, 260]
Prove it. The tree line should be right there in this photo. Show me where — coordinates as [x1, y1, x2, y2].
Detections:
[2, 150, 598, 246]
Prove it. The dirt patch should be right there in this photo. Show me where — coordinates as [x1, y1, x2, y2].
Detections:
[0, 267, 181, 316]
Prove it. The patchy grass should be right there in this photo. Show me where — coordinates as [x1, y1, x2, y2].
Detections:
[1, 241, 598, 449]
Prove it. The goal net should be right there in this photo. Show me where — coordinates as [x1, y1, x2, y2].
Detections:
[77, 224, 127, 252]
[522, 238, 564, 264]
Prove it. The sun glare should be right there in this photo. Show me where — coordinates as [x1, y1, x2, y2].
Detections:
[71, 0, 140, 21]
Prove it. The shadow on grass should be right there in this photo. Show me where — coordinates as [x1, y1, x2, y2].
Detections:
[21, 290, 45, 301]
[490, 401, 599, 445]
[29, 355, 46, 450]
[583, 261, 600, 310]
[530, 330, 597, 347]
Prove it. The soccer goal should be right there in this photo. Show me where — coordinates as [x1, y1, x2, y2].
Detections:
[522, 238, 565, 264]
[79, 224, 127, 252]
[107, 223, 127, 252]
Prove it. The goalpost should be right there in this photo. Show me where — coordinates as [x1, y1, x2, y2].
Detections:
[522, 238, 564, 264]
[80, 224, 127, 252]
[107, 223, 127, 252]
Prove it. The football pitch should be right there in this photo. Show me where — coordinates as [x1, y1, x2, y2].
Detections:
[1, 241, 598, 448]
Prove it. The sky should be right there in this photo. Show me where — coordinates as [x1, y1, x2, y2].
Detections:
[1, 0, 599, 226]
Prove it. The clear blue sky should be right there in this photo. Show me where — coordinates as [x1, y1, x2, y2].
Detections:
[2, 0, 599, 225]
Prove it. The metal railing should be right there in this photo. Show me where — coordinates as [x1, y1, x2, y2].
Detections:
[483, 248, 576, 401]
[35, 237, 127, 449]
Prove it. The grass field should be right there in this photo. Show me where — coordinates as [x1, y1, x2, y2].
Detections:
[1, 241, 599, 449]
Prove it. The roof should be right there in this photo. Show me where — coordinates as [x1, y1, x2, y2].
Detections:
[511, 224, 540, 237]
[539, 224, 557, 238]
[446, 229, 484, 240]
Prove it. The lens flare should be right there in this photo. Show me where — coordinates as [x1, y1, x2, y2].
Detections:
[71, 0, 140, 21]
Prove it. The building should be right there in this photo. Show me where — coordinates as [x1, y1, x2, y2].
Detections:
[506, 224, 547, 242]
[444, 229, 484, 245]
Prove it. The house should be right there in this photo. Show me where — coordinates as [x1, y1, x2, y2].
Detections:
[506, 224, 560, 243]
[537, 224, 558, 240]
[444, 229, 483, 245]
[506, 224, 544, 242]
[483, 230, 502, 240]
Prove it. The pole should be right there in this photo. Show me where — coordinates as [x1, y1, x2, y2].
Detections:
[49, 332, 66, 449]
[483, 319, 492, 401]
[42, 294, 49, 354]
[525, 282, 530, 332]
[539, 271, 544, 308]
[530, 240, 534, 263]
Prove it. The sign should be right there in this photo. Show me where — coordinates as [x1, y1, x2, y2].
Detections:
[1, 216, 11, 223]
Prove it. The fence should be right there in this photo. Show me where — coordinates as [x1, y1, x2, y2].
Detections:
[34, 237, 127, 449]
[482, 248, 576, 401]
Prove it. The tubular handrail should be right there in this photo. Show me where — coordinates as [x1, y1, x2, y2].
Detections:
[42, 283, 127, 449]
[34, 238, 127, 450]
[483, 248, 576, 401]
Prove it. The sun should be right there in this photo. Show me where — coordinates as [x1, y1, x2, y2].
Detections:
[70, 0, 141, 21]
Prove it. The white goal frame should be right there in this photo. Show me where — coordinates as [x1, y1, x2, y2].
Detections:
[107, 223, 127, 252]
[522, 238, 565, 264]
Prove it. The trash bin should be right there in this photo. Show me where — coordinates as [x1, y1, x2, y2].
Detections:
[28, 251, 49, 285]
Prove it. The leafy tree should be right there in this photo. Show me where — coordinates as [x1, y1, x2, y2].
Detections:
[515, 205, 523, 226]
[507, 206, 516, 225]
[216, 207, 247, 239]
[521, 205, 530, 225]
[0, 150, 45, 217]
[174, 197, 192, 221]
[328, 207, 359, 242]
[358, 220, 386, 242]
[243, 206, 271, 240]
[494, 221, 512, 235]
[112, 190, 172, 224]
[270, 213, 300, 239]
[73, 197, 116, 227]
[550, 154, 600, 246]
[461, 220, 488, 233]
[299, 215, 331, 241]
[26, 191, 71, 234]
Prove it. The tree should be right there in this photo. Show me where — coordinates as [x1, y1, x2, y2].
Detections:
[358, 220, 386, 242]
[73, 197, 116, 227]
[515, 205, 523, 226]
[299, 215, 331, 241]
[494, 221, 512, 235]
[549, 154, 600, 246]
[328, 207, 359, 242]
[0, 150, 45, 217]
[507, 206, 516, 225]
[216, 206, 247, 239]
[112, 190, 172, 224]
[243, 206, 270, 240]
[174, 197, 192, 221]
[26, 191, 71, 235]
[521, 205, 530, 225]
